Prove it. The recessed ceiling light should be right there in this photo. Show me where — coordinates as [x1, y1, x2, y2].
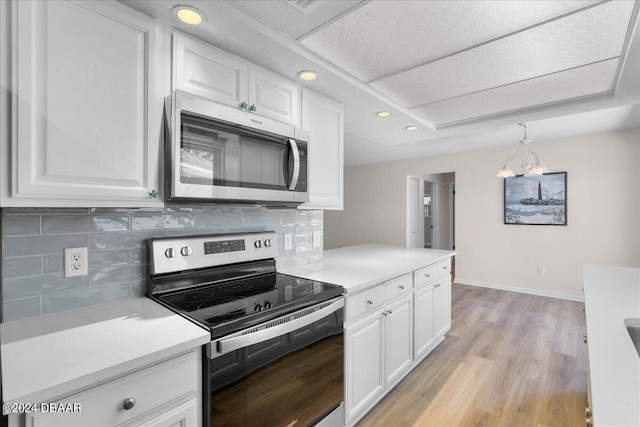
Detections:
[375, 111, 392, 118]
[297, 71, 317, 81]
[173, 6, 206, 26]
[405, 125, 419, 131]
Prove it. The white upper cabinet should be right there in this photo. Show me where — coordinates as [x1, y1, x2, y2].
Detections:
[299, 90, 344, 210]
[173, 33, 300, 126]
[1, 0, 163, 207]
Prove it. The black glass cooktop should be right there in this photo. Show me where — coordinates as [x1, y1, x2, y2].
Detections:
[154, 270, 343, 339]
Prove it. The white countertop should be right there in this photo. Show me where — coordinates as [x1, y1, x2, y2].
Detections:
[280, 244, 455, 294]
[1, 297, 210, 408]
[583, 264, 640, 426]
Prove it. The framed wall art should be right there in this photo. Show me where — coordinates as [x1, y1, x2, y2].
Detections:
[504, 172, 567, 225]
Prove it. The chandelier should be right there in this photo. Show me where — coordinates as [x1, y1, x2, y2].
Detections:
[496, 123, 550, 178]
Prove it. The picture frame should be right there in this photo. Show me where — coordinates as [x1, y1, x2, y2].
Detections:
[504, 172, 567, 225]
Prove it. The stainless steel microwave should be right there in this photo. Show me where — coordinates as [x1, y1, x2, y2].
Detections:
[164, 91, 309, 205]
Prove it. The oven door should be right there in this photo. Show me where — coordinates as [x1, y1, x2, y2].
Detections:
[208, 297, 344, 427]
[165, 91, 309, 205]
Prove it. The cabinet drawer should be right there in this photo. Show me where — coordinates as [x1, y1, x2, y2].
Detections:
[346, 284, 386, 322]
[27, 350, 199, 427]
[385, 273, 412, 301]
[414, 259, 451, 288]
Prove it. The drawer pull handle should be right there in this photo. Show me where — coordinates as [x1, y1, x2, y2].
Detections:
[387, 310, 393, 315]
[122, 397, 136, 411]
[425, 273, 430, 278]
[399, 285, 405, 290]
[443, 266, 448, 270]
[367, 300, 373, 305]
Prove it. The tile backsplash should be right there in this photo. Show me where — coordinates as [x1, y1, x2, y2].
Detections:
[1, 206, 323, 322]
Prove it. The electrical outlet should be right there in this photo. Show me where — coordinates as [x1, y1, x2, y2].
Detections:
[64, 247, 88, 277]
[313, 231, 323, 249]
[537, 266, 546, 274]
[284, 234, 293, 251]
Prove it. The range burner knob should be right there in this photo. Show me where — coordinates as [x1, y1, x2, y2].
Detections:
[264, 239, 272, 248]
[255, 240, 262, 248]
[165, 248, 176, 258]
[180, 246, 193, 256]
[264, 301, 272, 309]
[254, 303, 263, 312]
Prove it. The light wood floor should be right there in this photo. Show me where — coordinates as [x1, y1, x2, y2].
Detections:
[357, 283, 588, 427]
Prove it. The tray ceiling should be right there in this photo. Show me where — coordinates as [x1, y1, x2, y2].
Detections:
[230, 0, 637, 128]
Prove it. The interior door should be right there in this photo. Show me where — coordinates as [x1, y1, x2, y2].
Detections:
[407, 177, 420, 247]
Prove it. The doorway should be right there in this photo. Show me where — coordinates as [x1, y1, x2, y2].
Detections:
[423, 180, 436, 248]
[406, 173, 455, 250]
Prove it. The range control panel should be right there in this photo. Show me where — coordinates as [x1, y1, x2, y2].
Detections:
[150, 231, 278, 275]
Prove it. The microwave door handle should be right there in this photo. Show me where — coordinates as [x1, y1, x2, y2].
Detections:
[287, 138, 300, 190]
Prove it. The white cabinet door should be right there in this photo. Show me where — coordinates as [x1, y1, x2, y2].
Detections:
[300, 90, 344, 210]
[248, 68, 300, 125]
[345, 313, 384, 423]
[173, 33, 247, 108]
[413, 283, 436, 360]
[435, 276, 452, 338]
[385, 294, 413, 386]
[173, 34, 299, 126]
[4, 0, 162, 207]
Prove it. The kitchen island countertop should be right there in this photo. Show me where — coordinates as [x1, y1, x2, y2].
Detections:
[583, 264, 640, 427]
[1, 297, 210, 409]
[280, 244, 456, 294]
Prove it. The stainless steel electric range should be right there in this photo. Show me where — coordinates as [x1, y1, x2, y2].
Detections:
[148, 231, 344, 427]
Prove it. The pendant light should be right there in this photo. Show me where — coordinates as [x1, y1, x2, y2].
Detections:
[496, 123, 550, 178]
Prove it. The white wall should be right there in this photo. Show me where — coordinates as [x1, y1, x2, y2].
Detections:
[325, 128, 640, 299]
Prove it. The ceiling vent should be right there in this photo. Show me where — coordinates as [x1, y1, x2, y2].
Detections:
[286, 0, 320, 14]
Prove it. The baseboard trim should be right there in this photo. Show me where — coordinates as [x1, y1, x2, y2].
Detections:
[454, 279, 584, 302]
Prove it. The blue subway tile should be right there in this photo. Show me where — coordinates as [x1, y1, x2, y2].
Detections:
[2, 216, 40, 236]
[91, 265, 146, 287]
[91, 230, 165, 250]
[2, 297, 42, 321]
[3, 234, 89, 257]
[43, 215, 129, 233]
[4, 274, 89, 299]
[195, 214, 243, 228]
[42, 285, 129, 315]
[89, 250, 130, 269]
[2, 257, 43, 279]
[44, 255, 63, 274]
[131, 215, 165, 230]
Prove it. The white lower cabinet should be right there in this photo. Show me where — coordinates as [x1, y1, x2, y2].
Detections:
[384, 295, 414, 385]
[413, 283, 436, 360]
[345, 313, 384, 421]
[414, 276, 452, 361]
[435, 277, 452, 338]
[344, 258, 453, 426]
[345, 293, 412, 424]
[21, 350, 201, 427]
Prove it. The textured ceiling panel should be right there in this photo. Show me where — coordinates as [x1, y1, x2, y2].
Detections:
[224, 0, 363, 40]
[300, 0, 601, 82]
[413, 59, 620, 126]
[370, 0, 633, 108]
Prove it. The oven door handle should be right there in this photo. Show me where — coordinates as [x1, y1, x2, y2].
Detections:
[215, 297, 344, 354]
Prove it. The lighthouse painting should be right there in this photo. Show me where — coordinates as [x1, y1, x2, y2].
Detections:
[504, 172, 567, 225]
